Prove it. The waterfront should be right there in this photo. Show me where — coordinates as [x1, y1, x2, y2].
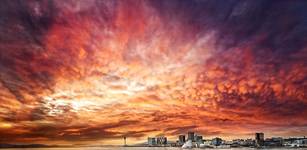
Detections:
[1, 147, 307, 150]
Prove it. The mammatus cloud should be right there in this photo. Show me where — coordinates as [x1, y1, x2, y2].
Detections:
[0, 0, 306, 145]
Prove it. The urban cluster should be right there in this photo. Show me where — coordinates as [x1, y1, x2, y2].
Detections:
[146, 132, 307, 148]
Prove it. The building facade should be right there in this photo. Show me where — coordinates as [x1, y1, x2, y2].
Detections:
[265, 137, 284, 147]
[179, 135, 186, 145]
[148, 137, 156, 146]
[255, 133, 264, 147]
[156, 136, 167, 145]
[188, 132, 195, 142]
[195, 135, 203, 144]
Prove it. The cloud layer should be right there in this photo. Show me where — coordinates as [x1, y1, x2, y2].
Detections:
[0, 0, 306, 145]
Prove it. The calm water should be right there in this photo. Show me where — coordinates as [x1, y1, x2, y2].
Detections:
[1, 147, 307, 150]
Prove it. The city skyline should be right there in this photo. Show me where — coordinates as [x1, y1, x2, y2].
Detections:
[0, 0, 307, 146]
[145, 131, 306, 148]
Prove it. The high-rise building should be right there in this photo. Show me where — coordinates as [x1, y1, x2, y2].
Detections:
[179, 135, 186, 145]
[156, 136, 167, 145]
[188, 132, 195, 142]
[148, 137, 156, 146]
[255, 133, 264, 147]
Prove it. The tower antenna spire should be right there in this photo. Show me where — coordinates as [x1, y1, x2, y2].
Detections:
[123, 136, 127, 146]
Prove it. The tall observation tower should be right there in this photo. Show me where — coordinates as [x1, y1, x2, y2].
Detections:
[123, 136, 127, 146]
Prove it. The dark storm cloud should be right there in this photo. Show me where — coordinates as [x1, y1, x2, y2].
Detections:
[0, 0, 116, 103]
[147, 0, 307, 132]
[0, 0, 56, 102]
[151, 0, 307, 53]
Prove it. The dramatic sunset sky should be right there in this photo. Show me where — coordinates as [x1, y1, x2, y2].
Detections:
[0, 0, 307, 145]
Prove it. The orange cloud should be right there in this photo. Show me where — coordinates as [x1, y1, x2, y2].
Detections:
[0, 0, 306, 145]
